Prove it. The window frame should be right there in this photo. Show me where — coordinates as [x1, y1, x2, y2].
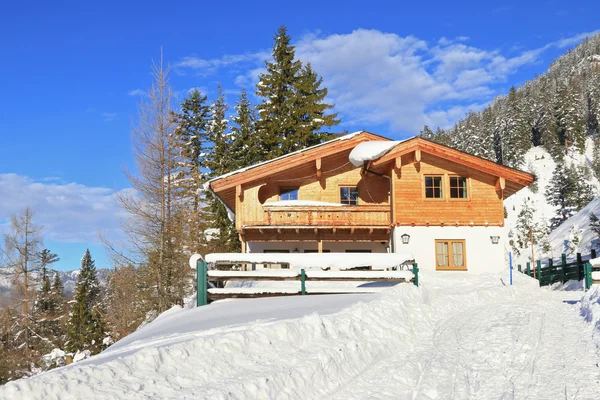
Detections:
[423, 175, 444, 200]
[279, 187, 299, 201]
[448, 175, 470, 201]
[434, 239, 467, 271]
[339, 186, 359, 206]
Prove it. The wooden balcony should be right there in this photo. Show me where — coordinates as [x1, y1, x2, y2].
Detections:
[243, 205, 391, 228]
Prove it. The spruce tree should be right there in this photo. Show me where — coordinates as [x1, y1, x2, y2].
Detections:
[546, 163, 594, 229]
[172, 89, 212, 254]
[205, 86, 239, 252]
[66, 249, 106, 355]
[257, 25, 339, 158]
[291, 62, 340, 152]
[230, 88, 263, 169]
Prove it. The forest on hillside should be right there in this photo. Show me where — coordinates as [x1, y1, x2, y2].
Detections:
[423, 33, 600, 257]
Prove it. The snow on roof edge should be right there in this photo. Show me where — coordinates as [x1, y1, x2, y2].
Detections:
[207, 131, 381, 186]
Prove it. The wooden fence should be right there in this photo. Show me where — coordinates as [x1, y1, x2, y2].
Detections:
[517, 251, 598, 289]
[195, 261, 419, 306]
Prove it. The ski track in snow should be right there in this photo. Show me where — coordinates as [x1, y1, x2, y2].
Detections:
[2, 272, 600, 399]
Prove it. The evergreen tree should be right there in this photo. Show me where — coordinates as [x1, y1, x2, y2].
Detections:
[510, 197, 549, 258]
[419, 125, 434, 140]
[230, 88, 263, 169]
[205, 86, 239, 252]
[36, 249, 59, 314]
[256, 25, 339, 158]
[546, 163, 594, 228]
[171, 89, 212, 254]
[66, 249, 106, 355]
[589, 212, 600, 242]
[291, 62, 340, 152]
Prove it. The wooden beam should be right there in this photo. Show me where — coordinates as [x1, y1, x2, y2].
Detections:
[316, 158, 322, 180]
[495, 177, 506, 191]
[317, 239, 323, 253]
[414, 149, 421, 163]
[235, 185, 242, 230]
[239, 234, 246, 253]
[394, 156, 402, 170]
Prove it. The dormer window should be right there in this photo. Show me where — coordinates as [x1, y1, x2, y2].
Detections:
[280, 187, 299, 201]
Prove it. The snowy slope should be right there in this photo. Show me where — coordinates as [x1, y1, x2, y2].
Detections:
[2, 271, 600, 399]
[505, 138, 600, 264]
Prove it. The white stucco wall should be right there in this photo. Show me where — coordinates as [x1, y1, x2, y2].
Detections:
[247, 241, 389, 254]
[392, 226, 506, 273]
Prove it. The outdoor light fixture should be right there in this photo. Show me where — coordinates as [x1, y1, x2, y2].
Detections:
[401, 233, 410, 244]
[293, 248, 300, 253]
[490, 236, 500, 244]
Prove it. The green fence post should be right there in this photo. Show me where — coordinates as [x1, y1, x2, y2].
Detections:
[413, 263, 419, 287]
[518, 264, 522, 273]
[577, 253, 583, 281]
[196, 260, 208, 307]
[584, 263, 593, 290]
[526, 262, 531, 276]
[560, 254, 567, 283]
[538, 260, 543, 284]
[301, 269, 306, 295]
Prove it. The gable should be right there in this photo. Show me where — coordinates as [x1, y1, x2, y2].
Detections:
[365, 137, 535, 198]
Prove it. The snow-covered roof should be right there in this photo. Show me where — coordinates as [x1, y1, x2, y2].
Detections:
[349, 139, 412, 167]
[206, 131, 372, 187]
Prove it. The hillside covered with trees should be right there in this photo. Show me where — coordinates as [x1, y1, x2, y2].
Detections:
[423, 33, 600, 259]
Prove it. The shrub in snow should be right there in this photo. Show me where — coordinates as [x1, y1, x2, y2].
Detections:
[72, 350, 92, 364]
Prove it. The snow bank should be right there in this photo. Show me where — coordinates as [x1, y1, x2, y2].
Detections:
[4, 270, 598, 399]
[349, 140, 408, 167]
[205, 252, 415, 270]
[547, 197, 600, 259]
[581, 285, 600, 336]
[263, 200, 347, 207]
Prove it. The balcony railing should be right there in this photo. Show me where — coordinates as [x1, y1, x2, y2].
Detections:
[244, 205, 391, 227]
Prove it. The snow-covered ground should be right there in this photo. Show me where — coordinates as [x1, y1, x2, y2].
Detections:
[2, 271, 600, 399]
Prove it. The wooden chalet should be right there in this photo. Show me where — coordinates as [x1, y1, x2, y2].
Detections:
[207, 131, 535, 272]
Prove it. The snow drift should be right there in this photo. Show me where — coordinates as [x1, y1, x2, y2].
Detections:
[3, 270, 599, 399]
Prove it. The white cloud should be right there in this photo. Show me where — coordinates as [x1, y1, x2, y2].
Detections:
[178, 29, 597, 133]
[101, 112, 117, 122]
[128, 89, 146, 97]
[0, 174, 127, 244]
[175, 52, 269, 76]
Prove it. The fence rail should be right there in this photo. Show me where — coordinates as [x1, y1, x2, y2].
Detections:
[196, 262, 418, 306]
[517, 251, 599, 290]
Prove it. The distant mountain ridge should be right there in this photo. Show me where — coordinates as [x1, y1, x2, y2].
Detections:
[0, 268, 109, 299]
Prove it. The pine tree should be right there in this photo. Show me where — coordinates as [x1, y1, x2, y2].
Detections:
[589, 212, 600, 242]
[546, 163, 594, 228]
[36, 249, 59, 315]
[230, 88, 264, 169]
[510, 197, 548, 258]
[291, 62, 340, 152]
[205, 86, 240, 252]
[256, 25, 339, 159]
[171, 89, 212, 254]
[66, 249, 106, 355]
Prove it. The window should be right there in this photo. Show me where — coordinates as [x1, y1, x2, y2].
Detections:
[304, 249, 331, 253]
[449, 176, 468, 199]
[424, 176, 443, 198]
[340, 186, 359, 205]
[435, 240, 466, 270]
[280, 187, 299, 201]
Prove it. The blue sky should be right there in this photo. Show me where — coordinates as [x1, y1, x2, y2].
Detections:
[0, 0, 598, 270]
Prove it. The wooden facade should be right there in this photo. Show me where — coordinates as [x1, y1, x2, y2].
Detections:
[208, 132, 535, 251]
